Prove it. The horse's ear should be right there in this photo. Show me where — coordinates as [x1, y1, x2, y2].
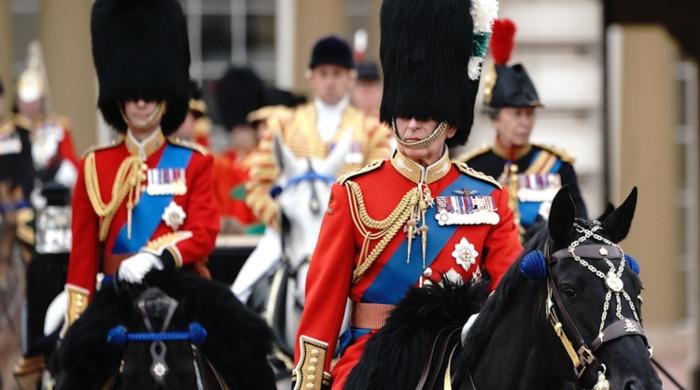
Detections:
[602, 187, 638, 243]
[315, 132, 353, 176]
[596, 202, 615, 222]
[273, 134, 304, 177]
[548, 186, 575, 243]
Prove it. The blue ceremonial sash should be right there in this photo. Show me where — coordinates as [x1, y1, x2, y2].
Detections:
[519, 154, 562, 227]
[361, 174, 496, 304]
[112, 145, 193, 254]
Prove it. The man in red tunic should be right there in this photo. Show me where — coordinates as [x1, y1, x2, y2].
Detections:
[292, 0, 518, 389]
[61, 0, 219, 331]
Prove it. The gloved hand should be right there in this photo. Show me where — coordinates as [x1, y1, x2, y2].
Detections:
[118, 252, 163, 283]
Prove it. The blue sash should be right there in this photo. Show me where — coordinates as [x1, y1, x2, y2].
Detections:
[361, 174, 496, 304]
[112, 144, 193, 254]
[519, 152, 562, 227]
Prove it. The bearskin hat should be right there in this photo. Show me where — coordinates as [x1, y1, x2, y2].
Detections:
[91, 0, 191, 135]
[216, 67, 266, 130]
[380, 0, 493, 147]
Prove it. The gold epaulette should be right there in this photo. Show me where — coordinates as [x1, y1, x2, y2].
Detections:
[81, 139, 123, 158]
[533, 143, 575, 164]
[0, 118, 13, 135]
[168, 136, 209, 155]
[337, 159, 384, 184]
[247, 105, 293, 124]
[13, 114, 32, 130]
[455, 144, 491, 163]
[453, 162, 502, 189]
[48, 114, 72, 129]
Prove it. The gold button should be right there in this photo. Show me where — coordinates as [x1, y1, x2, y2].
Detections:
[305, 384, 314, 389]
[307, 374, 315, 381]
[307, 366, 316, 373]
[310, 357, 318, 364]
[310, 348, 319, 357]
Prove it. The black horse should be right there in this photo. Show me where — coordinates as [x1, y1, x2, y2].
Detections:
[346, 187, 662, 389]
[53, 271, 276, 389]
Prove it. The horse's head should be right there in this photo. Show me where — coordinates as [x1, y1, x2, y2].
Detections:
[273, 133, 352, 268]
[524, 186, 661, 389]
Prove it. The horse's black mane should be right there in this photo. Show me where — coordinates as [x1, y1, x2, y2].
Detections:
[457, 224, 550, 370]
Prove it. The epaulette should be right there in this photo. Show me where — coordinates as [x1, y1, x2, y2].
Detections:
[48, 114, 72, 129]
[338, 159, 384, 184]
[533, 143, 575, 164]
[168, 137, 209, 155]
[455, 144, 491, 163]
[247, 105, 293, 124]
[81, 139, 124, 158]
[453, 162, 502, 189]
[13, 114, 32, 130]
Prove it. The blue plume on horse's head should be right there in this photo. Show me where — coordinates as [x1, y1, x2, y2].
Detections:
[520, 250, 548, 280]
[625, 254, 641, 274]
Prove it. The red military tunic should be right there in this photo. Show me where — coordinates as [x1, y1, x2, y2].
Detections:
[292, 150, 522, 390]
[64, 129, 219, 325]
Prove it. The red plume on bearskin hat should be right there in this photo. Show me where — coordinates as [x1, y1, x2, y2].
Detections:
[485, 19, 543, 108]
[490, 19, 516, 66]
[91, 0, 191, 135]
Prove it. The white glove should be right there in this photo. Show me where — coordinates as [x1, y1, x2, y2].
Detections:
[118, 252, 163, 283]
[45, 290, 67, 336]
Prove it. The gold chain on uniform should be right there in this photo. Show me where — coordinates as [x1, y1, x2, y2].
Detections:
[346, 181, 420, 283]
[84, 153, 145, 241]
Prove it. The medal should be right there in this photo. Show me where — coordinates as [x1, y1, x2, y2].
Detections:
[451, 237, 479, 271]
[517, 173, 561, 202]
[147, 168, 187, 195]
[435, 193, 499, 225]
[162, 201, 186, 230]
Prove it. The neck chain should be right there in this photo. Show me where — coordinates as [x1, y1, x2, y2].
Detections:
[568, 223, 640, 338]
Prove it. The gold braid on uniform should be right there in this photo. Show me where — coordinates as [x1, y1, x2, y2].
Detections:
[346, 181, 420, 283]
[84, 153, 144, 241]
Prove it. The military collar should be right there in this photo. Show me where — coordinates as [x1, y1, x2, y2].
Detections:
[492, 138, 531, 162]
[391, 148, 451, 184]
[125, 128, 165, 160]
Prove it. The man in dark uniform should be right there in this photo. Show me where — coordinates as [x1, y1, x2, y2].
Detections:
[59, 0, 219, 332]
[292, 1, 516, 389]
[458, 19, 587, 237]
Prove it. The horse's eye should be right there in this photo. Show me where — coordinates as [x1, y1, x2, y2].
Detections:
[561, 286, 577, 299]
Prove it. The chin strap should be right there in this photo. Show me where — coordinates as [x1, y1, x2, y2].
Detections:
[392, 119, 448, 149]
[120, 101, 166, 131]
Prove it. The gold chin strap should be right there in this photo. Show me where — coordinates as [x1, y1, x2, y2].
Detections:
[120, 101, 166, 132]
[392, 120, 448, 149]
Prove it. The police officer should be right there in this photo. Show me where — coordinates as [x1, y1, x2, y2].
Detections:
[292, 1, 518, 389]
[459, 19, 587, 238]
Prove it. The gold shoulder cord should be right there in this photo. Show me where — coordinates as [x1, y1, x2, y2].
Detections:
[84, 152, 144, 241]
[347, 180, 419, 283]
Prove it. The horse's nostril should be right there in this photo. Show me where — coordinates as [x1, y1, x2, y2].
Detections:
[623, 380, 644, 390]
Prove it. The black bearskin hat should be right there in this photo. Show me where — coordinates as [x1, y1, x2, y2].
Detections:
[485, 19, 542, 108]
[309, 36, 354, 70]
[91, 0, 191, 135]
[380, 0, 482, 147]
[216, 67, 266, 130]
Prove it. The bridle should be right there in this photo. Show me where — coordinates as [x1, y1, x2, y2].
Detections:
[543, 222, 650, 390]
[270, 159, 335, 217]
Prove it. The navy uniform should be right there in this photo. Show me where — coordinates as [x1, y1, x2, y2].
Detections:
[458, 19, 587, 237]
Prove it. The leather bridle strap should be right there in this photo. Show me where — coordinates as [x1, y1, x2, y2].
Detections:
[546, 278, 599, 380]
[591, 318, 646, 352]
